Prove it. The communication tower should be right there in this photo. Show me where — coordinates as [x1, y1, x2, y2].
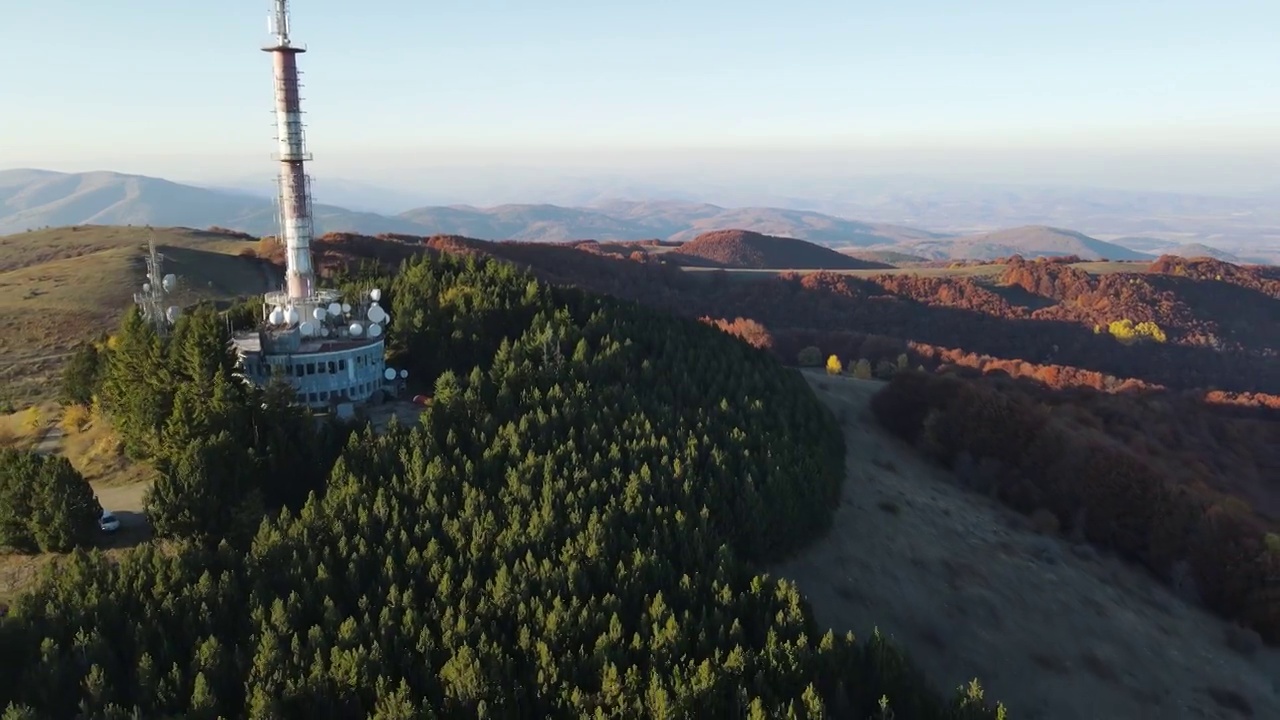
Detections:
[131, 227, 182, 336]
[229, 1, 397, 412]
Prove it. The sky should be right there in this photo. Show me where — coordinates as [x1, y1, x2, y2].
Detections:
[1, 0, 1276, 195]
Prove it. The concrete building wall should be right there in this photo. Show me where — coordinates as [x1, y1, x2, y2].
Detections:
[239, 340, 387, 409]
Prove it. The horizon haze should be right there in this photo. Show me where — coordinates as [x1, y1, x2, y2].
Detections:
[1, 0, 1277, 197]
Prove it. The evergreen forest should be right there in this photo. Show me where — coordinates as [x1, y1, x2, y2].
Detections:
[0, 253, 1004, 719]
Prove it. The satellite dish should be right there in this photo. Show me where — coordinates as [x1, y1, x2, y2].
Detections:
[348, 322, 363, 336]
[341, 303, 352, 313]
[268, 307, 285, 325]
[312, 307, 326, 321]
[142, 283, 151, 293]
[285, 307, 300, 325]
[327, 302, 342, 316]
[161, 274, 177, 292]
[367, 323, 383, 338]
[399, 369, 408, 379]
[370, 288, 382, 302]
[299, 321, 315, 336]
[320, 327, 330, 337]
[165, 306, 181, 323]
[366, 305, 387, 323]
[384, 368, 396, 381]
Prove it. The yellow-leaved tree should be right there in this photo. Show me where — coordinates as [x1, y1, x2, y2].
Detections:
[826, 355, 843, 375]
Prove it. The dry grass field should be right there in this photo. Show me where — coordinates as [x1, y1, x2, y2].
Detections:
[0, 225, 273, 405]
[773, 371, 1280, 720]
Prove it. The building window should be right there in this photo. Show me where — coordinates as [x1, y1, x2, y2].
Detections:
[338, 359, 346, 371]
[320, 391, 329, 401]
[306, 363, 315, 375]
[327, 361, 336, 374]
[294, 364, 304, 378]
[307, 392, 317, 403]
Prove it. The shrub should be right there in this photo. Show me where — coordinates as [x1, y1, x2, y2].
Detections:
[875, 359, 897, 379]
[797, 346, 823, 367]
[853, 358, 873, 380]
[59, 405, 91, 434]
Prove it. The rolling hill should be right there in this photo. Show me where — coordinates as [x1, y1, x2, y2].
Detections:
[0, 169, 945, 249]
[1163, 243, 1242, 262]
[666, 229, 892, 269]
[13, 170, 1269, 266]
[0, 170, 426, 237]
[900, 226, 1153, 261]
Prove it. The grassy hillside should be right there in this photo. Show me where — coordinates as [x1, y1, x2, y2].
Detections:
[0, 170, 427, 237]
[0, 226, 274, 404]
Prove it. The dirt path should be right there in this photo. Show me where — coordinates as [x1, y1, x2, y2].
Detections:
[773, 371, 1280, 720]
[32, 423, 64, 455]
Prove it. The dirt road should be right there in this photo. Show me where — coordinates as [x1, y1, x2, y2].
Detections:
[772, 371, 1279, 720]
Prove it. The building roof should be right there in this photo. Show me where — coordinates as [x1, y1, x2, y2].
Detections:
[231, 332, 383, 356]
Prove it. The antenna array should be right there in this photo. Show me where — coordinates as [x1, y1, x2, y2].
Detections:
[131, 228, 182, 336]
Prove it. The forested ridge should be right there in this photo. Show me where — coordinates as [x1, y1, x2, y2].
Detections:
[254, 233, 1280, 399]
[0, 253, 1004, 718]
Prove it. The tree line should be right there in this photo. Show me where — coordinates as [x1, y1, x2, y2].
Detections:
[871, 370, 1280, 644]
[1, 252, 1004, 718]
[58, 301, 350, 544]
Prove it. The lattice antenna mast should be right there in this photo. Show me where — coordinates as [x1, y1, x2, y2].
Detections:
[131, 227, 181, 335]
[269, 0, 292, 47]
[264, 0, 316, 302]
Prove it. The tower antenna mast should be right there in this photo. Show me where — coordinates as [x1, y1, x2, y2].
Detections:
[264, 0, 316, 301]
[131, 227, 181, 335]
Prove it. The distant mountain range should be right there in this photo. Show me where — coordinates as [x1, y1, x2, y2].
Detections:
[903, 226, 1153, 262]
[2, 169, 1273, 264]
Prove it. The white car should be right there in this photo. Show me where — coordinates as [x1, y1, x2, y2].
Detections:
[99, 511, 120, 533]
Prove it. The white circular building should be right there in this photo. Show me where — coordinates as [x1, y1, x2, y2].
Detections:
[232, 289, 394, 410]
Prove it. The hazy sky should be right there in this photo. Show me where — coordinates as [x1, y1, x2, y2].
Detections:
[1, 0, 1276, 194]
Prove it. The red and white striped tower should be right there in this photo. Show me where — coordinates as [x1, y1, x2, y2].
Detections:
[264, 0, 315, 301]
